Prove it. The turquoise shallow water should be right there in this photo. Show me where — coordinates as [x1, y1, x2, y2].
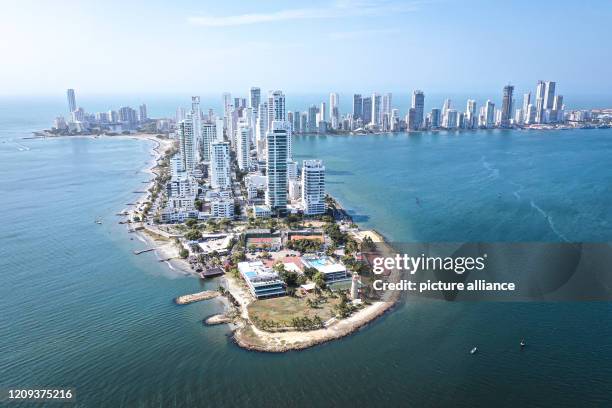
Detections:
[1, 97, 612, 407]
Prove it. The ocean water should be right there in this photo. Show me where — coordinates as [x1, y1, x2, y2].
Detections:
[1, 97, 612, 407]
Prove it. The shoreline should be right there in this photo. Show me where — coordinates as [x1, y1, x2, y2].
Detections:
[30, 129, 400, 353]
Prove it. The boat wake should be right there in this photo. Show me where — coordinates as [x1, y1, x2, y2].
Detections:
[480, 156, 500, 180]
[530, 200, 569, 242]
[510, 182, 525, 201]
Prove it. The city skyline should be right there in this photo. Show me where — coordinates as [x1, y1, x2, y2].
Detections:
[1, 0, 611, 95]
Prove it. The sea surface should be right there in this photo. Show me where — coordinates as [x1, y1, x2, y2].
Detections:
[1, 96, 611, 407]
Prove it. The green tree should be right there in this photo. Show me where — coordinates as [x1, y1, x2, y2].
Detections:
[313, 271, 326, 289]
[184, 229, 202, 241]
[303, 267, 318, 280]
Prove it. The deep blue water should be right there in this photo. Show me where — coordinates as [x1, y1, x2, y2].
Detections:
[1, 96, 611, 407]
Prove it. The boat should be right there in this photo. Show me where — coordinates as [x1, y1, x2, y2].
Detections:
[95, 219, 102, 225]
[470, 346, 478, 354]
[520, 339, 526, 348]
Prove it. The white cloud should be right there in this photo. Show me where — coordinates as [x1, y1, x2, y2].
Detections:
[188, 1, 423, 27]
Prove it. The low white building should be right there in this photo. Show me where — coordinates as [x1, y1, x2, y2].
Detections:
[211, 198, 234, 219]
[252, 204, 272, 218]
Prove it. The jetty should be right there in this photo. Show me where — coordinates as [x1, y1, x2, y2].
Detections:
[175, 290, 219, 305]
[133, 248, 156, 255]
[204, 314, 232, 325]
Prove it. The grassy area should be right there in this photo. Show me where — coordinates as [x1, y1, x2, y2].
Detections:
[248, 295, 341, 329]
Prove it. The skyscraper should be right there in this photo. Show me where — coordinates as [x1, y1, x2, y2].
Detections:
[544, 81, 556, 110]
[382, 93, 392, 117]
[466, 99, 477, 128]
[179, 118, 196, 173]
[236, 122, 251, 171]
[138, 104, 148, 123]
[407, 108, 418, 130]
[319, 101, 327, 122]
[176, 107, 185, 123]
[442, 109, 458, 129]
[191, 96, 202, 150]
[371, 93, 381, 126]
[522, 92, 531, 124]
[307, 105, 318, 132]
[485, 100, 496, 128]
[267, 90, 286, 128]
[266, 121, 290, 215]
[411, 90, 425, 130]
[67, 89, 76, 113]
[430, 108, 441, 128]
[535, 80, 546, 123]
[249, 87, 261, 111]
[362, 97, 372, 125]
[293, 111, 300, 133]
[329, 93, 339, 129]
[301, 160, 326, 215]
[442, 98, 452, 116]
[500, 85, 514, 127]
[201, 122, 216, 162]
[352, 94, 363, 120]
[210, 141, 231, 190]
[222, 92, 232, 129]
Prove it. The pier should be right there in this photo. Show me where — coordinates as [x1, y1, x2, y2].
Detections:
[133, 248, 156, 255]
[175, 290, 219, 305]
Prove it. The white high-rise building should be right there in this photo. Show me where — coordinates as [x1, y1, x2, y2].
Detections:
[222, 92, 232, 129]
[215, 118, 224, 142]
[525, 104, 536, 124]
[255, 117, 267, 160]
[466, 99, 477, 128]
[329, 93, 339, 129]
[210, 141, 231, 190]
[287, 160, 298, 181]
[201, 122, 216, 162]
[265, 121, 290, 215]
[371, 93, 381, 126]
[442, 98, 452, 117]
[301, 160, 326, 215]
[179, 117, 197, 173]
[236, 122, 251, 171]
[522, 92, 531, 124]
[267, 90, 286, 127]
[320, 102, 327, 122]
[176, 107, 185, 123]
[139, 104, 148, 122]
[382, 93, 392, 117]
[442, 109, 458, 129]
[535, 80, 546, 123]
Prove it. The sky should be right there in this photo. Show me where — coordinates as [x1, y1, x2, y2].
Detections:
[1, 0, 611, 96]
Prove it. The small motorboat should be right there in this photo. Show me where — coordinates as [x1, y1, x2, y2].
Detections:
[95, 219, 102, 225]
[470, 346, 478, 355]
[520, 339, 526, 348]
